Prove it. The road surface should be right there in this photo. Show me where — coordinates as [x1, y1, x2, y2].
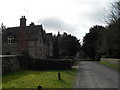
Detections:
[75, 61, 119, 88]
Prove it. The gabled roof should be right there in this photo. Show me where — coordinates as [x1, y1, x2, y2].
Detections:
[2, 27, 19, 42]
[26, 25, 42, 40]
[2, 24, 44, 42]
[44, 33, 53, 44]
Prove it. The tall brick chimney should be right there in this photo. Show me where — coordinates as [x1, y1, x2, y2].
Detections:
[17, 16, 27, 53]
[20, 16, 26, 27]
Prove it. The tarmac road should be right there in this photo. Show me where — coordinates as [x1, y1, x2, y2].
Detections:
[75, 61, 119, 88]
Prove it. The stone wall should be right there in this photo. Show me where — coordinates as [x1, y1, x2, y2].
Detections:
[100, 58, 119, 64]
[1, 55, 20, 74]
[2, 43, 18, 55]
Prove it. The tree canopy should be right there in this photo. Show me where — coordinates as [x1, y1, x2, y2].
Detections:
[82, 1, 120, 60]
[53, 32, 81, 58]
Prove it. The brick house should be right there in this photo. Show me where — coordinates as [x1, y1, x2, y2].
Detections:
[2, 16, 53, 59]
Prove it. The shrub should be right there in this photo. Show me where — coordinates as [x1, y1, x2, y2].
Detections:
[17, 56, 73, 70]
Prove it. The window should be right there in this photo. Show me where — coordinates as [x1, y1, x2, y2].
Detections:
[8, 36, 14, 44]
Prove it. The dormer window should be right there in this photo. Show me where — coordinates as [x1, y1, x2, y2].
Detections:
[8, 36, 14, 44]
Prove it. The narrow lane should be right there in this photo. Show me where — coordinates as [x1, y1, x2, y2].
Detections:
[75, 61, 118, 88]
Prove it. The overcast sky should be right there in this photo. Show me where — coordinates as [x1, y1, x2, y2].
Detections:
[0, 0, 116, 41]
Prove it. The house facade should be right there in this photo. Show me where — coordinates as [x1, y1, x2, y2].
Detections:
[2, 16, 53, 59]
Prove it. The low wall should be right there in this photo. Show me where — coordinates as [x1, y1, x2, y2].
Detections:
[100, 58, 119, 64]
[1, 55, 20, 74]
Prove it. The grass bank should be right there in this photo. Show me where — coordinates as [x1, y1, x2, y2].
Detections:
[2, 69, 77, 88]
[98, 61, 120, 69]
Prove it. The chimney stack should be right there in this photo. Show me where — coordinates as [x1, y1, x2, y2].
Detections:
[20, 16, 27, 27]
[17, 16, 27, 52]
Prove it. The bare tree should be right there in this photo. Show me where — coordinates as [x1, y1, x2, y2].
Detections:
[107, 0, 120, 23]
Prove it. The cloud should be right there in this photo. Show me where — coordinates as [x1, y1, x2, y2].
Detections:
[37, 17, 79, 34]
[77, 1, 108, 23]
[38, 17, 65, 30]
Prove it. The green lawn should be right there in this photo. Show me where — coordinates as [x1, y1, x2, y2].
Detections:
[98, 61, 120, 69]
[2, 69, 77, 88]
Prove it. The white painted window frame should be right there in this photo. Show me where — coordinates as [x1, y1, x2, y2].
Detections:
[7, 36, 14, 44]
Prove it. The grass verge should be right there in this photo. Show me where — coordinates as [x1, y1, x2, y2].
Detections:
[98, 61, 120, 69]
[2, 69, 77, 88]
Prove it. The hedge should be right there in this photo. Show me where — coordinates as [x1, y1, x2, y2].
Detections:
[17, 56, 73, 70]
